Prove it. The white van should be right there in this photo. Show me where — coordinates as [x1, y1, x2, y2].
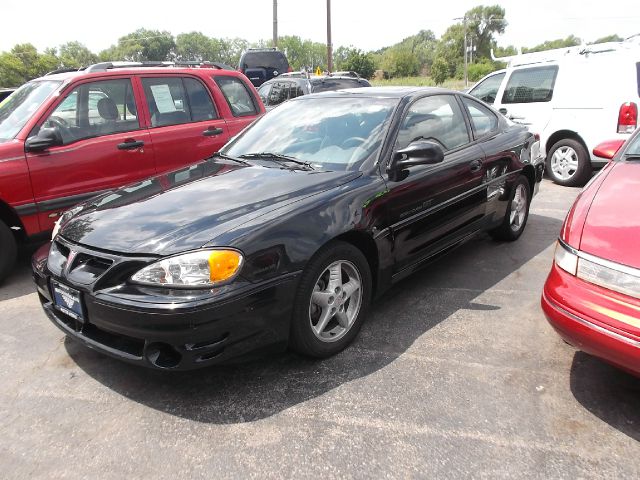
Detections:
[469, 39, 640, 186]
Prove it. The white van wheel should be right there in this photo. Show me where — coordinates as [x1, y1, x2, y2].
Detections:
[546, 138, 592, 187]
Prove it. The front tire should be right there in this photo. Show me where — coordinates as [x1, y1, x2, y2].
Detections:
[489, 175, 531, 241]
[0, 221, 17, 284]
[289, 241, 372, 358]
[546, 138, 592, 187]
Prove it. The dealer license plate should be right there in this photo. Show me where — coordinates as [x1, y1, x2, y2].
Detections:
[51, 281, 84, 322]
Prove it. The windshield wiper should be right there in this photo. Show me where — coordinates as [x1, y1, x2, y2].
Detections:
[624, 154, 640, 162]
[211, 152, 251, 166]
[238, 152, 314, 170]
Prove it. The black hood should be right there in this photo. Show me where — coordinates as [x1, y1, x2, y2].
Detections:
[60, 159, 360, 255]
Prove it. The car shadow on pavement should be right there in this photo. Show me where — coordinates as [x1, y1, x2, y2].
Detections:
[569, 351, 640, 441]
[66, 213, 561, 424]
[0, 244, 42, 301]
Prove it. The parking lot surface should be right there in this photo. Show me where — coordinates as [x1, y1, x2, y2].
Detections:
[1, 179, 639, 479]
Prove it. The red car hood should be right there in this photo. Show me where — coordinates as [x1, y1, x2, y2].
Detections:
[579, 162, 640, 269]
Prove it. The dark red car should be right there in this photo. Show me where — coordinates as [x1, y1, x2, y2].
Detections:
[542, 132, 640, 376]
[0, 62, 265, 282]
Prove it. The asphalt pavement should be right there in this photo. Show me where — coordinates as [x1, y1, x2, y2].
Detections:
[1, 179, 639, 479]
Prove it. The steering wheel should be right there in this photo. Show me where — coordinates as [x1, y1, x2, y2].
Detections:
[341, 136, 366, 149]
[48, 116, 70, 129]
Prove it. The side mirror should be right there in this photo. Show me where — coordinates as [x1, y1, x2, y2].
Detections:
[389, 141, 445, 180]
[25, 128, 62, 153]
[593, 139, 625, 160]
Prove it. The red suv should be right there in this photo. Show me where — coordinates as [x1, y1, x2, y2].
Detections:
[0, 62, 265, 282]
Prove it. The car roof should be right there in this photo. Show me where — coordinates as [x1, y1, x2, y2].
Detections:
[35, 66, 242, 83]
[304, 86, 456, 99]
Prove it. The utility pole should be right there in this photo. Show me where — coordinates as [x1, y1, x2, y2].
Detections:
[463, 15, 468, 87]
[273, 0, 278, 48]
[326, 0, 333, 72]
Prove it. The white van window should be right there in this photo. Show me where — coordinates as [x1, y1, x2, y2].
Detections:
[502, 66, 559, 104]
[468, 72, 505, 104]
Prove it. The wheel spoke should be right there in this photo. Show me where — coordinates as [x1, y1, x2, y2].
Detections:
[311, 290, 333, 307]
[336, 311, 350, 328]
[342, 278, 360, 300]
[314, 307, 334, 335]
[327, 262, 343, 290]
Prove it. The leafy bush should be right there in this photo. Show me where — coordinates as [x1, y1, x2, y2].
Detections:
[467, 61, 498, 82]
[430, 57, 449, 85]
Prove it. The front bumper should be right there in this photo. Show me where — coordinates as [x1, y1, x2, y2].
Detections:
[541, 262, 640, 376]
[33, 243, 300, 370]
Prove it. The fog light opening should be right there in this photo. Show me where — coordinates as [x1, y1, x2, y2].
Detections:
[145, 343, 182, 369]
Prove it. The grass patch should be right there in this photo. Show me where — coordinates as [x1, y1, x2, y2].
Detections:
[370, 77, 466, 91]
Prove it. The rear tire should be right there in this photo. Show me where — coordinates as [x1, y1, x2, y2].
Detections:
[0, 221, 17, 284]
[289, 241, 372, 358]
[489, 175, 531, 242]
[546, 138, 592, 187]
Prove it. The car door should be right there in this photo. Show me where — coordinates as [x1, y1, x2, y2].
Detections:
[460, 96, 509, 217]
[492, 65, 558, 132]
[140, 75, 230, 173]
[384, 94, 486, 277]
[25, 76, 156, 231]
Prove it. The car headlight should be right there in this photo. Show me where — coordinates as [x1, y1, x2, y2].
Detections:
[555, 240, 640, 299]
[131, 249, 243, 287]
[554, 241, 578, 275]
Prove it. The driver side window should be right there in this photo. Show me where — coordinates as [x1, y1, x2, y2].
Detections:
[42, 78, 139, 145]
[396, 95, 469, 152]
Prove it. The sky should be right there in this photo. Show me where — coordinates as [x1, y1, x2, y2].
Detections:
[3, 0, 640, 54]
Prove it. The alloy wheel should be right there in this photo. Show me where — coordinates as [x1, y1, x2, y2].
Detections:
[509, 183, 528, 232]
[308, 260, 362, 343]
[550, 146, 579, 180]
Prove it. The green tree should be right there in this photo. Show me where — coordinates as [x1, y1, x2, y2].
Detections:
[59, 41, 98, 68]
[381, 47, 419, 77]
[430, 57, 449, 85]
[218, 38, 249, 66]
[465, 5, 507, 60]
[175, 32, 216, 62]
[0, 52, 25, 87]
[523, 35, 581, 53]
[434, 23, 465, 78]
[102, 29, 176, 61]
[337, 48, 375, 78]
[591, 34, 623, 44]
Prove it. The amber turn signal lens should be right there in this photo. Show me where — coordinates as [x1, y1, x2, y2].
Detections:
[208, 250, 242, 283]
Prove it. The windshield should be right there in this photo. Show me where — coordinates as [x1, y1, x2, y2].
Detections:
[222, 96, 398, 171]
[0, 80, 61, 143]
[625, 131, 640, 157]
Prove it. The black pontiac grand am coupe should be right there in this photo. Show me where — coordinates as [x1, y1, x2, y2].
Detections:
[33, 87, 544, 370]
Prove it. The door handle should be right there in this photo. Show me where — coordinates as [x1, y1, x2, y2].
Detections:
[498, 108, 507, 115]
[203, 127, 223, 137]
[470, 160, 482, 173]
[117, 140, 144, 150]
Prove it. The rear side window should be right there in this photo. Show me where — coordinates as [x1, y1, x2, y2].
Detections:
[396, 95, 470, 152]
[468, 72, 505, 104]
[502, 66, 558, 104]
[214, 76, 258, 117]
[142, 77, 190, 127]
[268, 82, 289, 106]
[257, 83, 271, 103]
[183, 78, 217, 122]
[462, 97, 498, 138]
[311, 78, 365, 93]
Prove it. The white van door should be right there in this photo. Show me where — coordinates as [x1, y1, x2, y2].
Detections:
[492, 65, 559, 135]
